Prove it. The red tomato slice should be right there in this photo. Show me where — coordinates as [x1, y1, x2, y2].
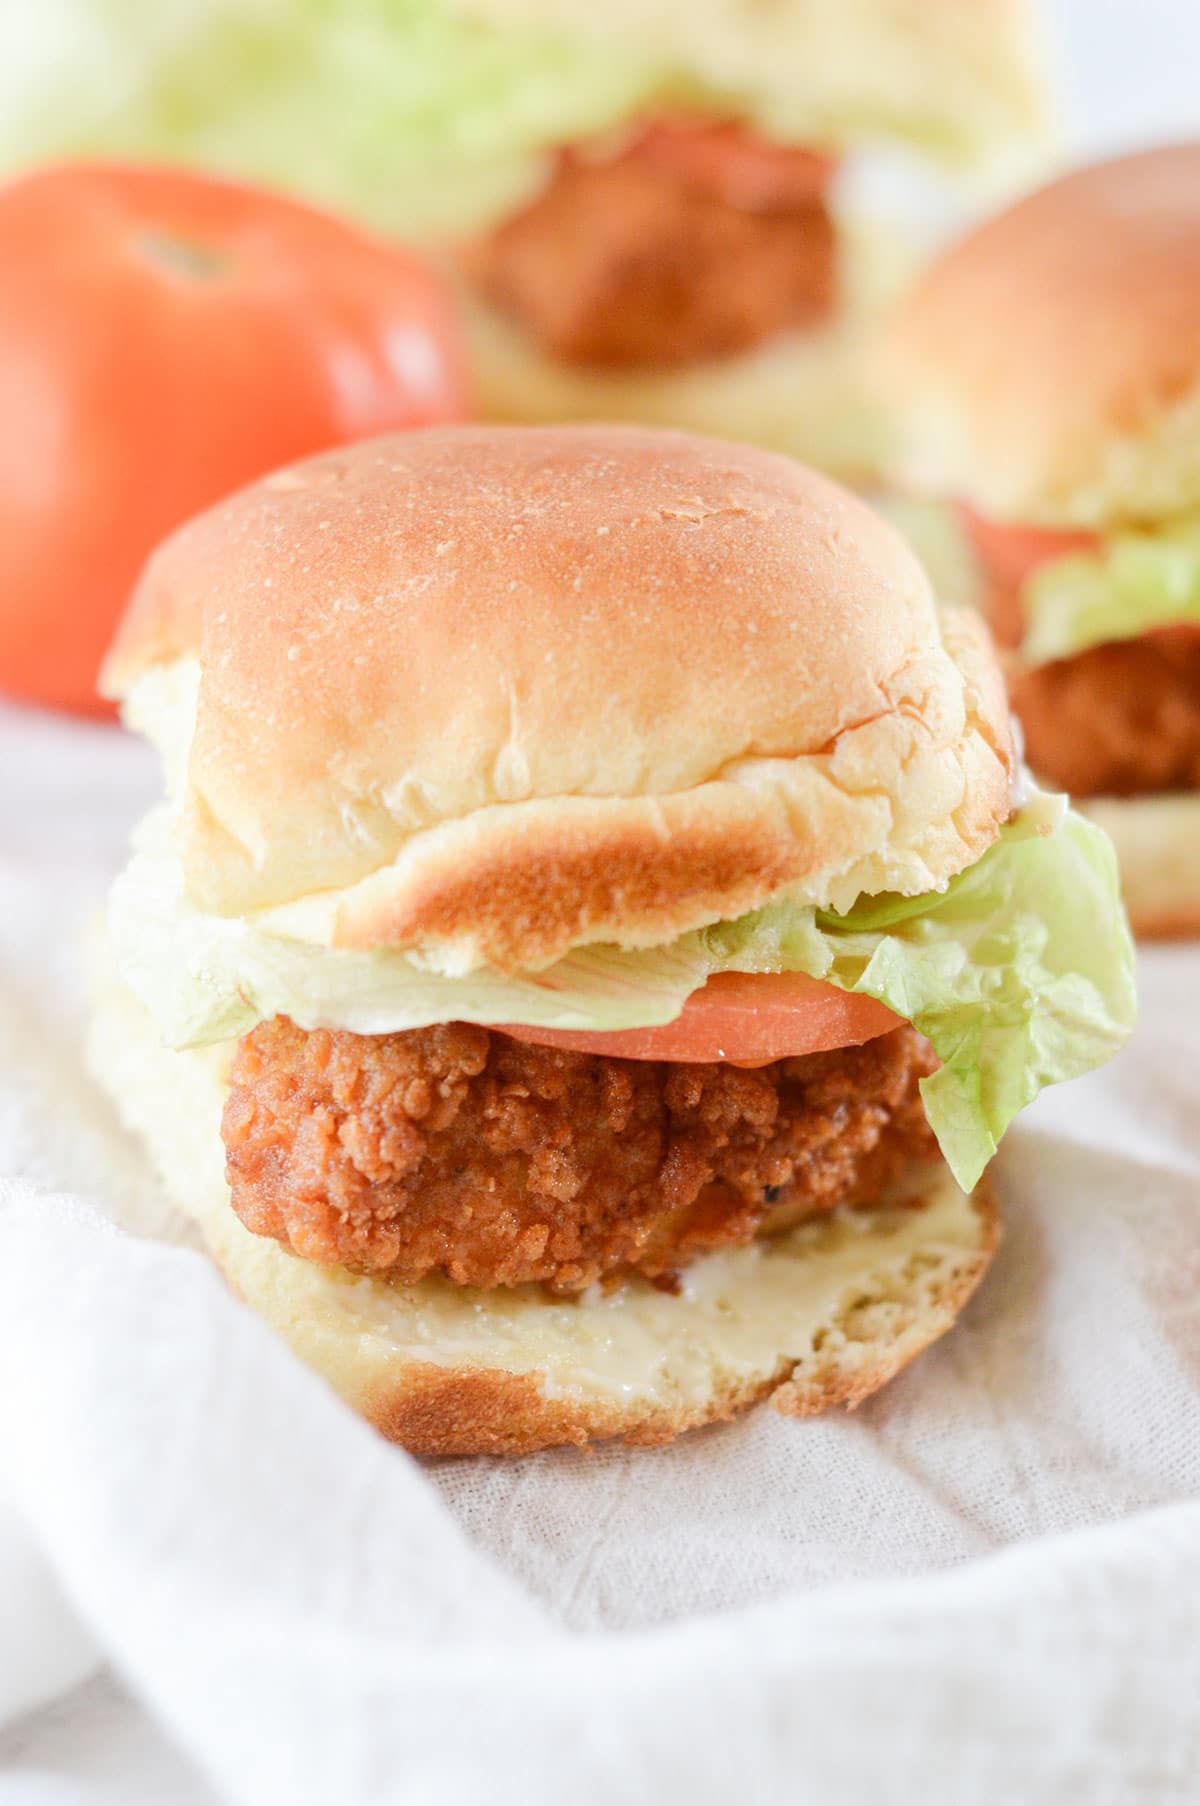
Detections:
[622, 119, 837, 212]
[958, 505, 1098, 593]
[496, 970, 903, 1065]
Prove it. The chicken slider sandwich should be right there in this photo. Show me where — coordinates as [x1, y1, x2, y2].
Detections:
[91, 425, 1134, 1454]
[34, 0, 1048, 476]
[443, 0, 1048, 473]
[887, 144, 1200, 936]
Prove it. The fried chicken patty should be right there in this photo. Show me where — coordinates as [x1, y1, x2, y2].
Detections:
[222, 1020, 937, 1293]
[467, 122, 838, 368]
[1004, 627, 1200, 798]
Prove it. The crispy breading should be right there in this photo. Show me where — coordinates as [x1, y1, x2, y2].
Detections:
[1008, 629, 1200, 798]
[222, 1021, 936, 1292]
[466, 125, 837, 367]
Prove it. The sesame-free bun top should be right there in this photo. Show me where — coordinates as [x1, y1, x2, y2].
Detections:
[887, 145, 1200, 527]
[104, 424, 1013, 971]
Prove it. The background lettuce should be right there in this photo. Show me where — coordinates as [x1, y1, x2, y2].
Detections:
[1023, 516, 1200, 664]
[2, 0, 668, 236]
[113, 789, 1136, 1192]
[4, 0, 1041, 236]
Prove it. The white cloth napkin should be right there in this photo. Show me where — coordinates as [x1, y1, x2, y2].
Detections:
[2, 699, 1200, 1806]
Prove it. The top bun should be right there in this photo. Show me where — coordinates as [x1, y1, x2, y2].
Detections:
[104, 425, 1012, 972]
[886, 144, 1200, 527]
[447, 0, 1048, 174]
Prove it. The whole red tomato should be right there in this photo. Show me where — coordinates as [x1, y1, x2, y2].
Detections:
[0, 162, 469, 714]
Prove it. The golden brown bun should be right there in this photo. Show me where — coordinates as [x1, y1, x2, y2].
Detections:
[105, 425, 1013, 971]
[446, 0, 1049, 175]
[1076, 793, 1200, 940]
[886, 145, 1200, 526]
[87, 947, 999, 1455]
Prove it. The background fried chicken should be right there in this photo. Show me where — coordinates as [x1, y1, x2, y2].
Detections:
[467, 130, 837, 367]
[1010, 630, 1200, 797]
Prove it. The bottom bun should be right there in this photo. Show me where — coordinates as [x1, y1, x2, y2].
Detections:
[1077, 793, 1200, 940]
[88, 948, 998, 1456]
[457, 218, 913, 481]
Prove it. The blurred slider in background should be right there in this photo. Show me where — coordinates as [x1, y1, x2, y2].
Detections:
[885, 144, 1200, 939]
[4, 0, 1051, 477]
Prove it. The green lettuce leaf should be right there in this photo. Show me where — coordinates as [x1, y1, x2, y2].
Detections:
[6, 0, 1040, 236]
[3, 0, 668, 237]
[110, 807, 716, 1047]
[703, 789, 1135, 1187]
[113, 787, 1135, 1191]
[4, 0, 665, 236]
[1023, 515, 1200, 664]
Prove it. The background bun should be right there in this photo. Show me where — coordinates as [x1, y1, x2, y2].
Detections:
[1079, 794, 1200, 940]
[89, 952, 998, 1456]
[886, 145, 1200, 526]
[106, 425, 1012, 971]
[457, 221, 909, 479]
